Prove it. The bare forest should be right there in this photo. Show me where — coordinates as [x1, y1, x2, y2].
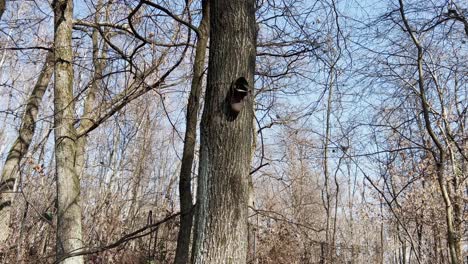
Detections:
[0, 0, 466, 263]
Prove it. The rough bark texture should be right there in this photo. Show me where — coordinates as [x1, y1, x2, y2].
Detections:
[174, 1, 210, 263]
[0, 51, 54, 243]
[191, 0, 256, 263]
[53, 0, 84, 263]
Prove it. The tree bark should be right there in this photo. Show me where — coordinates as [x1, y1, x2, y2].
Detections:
[75, 0, 106, 178]
[0, 50, 54, 243]
[191, 0, 256, 263]
[174, 1, 210, 263]
[0, 0, 5, 20]
[53, 0, 84, 263]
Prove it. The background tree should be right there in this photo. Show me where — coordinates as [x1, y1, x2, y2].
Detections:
[174, 1, 210, 263]
[0, 51, 53, 244]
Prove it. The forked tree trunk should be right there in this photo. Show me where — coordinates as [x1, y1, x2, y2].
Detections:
[0, 51, 54, 243]
[191, 0, 256, 263]
[174, 1, 210, 263]
[398, 1, 462, 262]
[53, 0, 84, 263]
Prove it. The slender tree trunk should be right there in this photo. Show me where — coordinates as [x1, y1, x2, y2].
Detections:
[323, 64, 334, 264]
[432, 222, 439, 264]
[0, 51, 54, 243]
[191, 0, 256, 262]
[436, 163, 460, 264]
[75, 0, 106, 177]
[174, 1, 210, 263]
[380, 203, 385, 264]
[398, 1, 461, 262]
[448, 149, 463, 264]
[127, 113, 151, 229]
[53, 0, 84, 263]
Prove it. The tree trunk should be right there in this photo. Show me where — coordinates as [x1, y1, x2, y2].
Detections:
[448, 149, 463, 264]
[398, 1, 461, 262]
[53, 0, 84, 263]
[0, 50, 54, 243]
[0, 0, 5, 20]
[191, 0, 256, 262]
[75, 0, 106, 178]
[174, 1, 210, 263]
[323, 64, 334, 264]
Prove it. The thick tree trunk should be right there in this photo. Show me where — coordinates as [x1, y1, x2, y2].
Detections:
[0, 51, 54, 243]
[174, 1, 210, 263]
[191, 0, 256, 263]
[53, 0, 84, 263]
